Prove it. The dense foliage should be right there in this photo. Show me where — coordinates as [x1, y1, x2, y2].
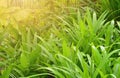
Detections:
[0, 0, 120, 78]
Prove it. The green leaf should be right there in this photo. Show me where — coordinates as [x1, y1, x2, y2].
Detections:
[62, 40, 70, 57]
[1, 65, 12, 78]
[77, 52, 90, 78]
[91, 43, 102, 65]
[20, 53, 29, 68]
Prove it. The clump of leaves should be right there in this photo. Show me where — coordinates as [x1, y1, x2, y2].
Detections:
[56, 9, 120, 53]
[100, 0, 120, 22]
